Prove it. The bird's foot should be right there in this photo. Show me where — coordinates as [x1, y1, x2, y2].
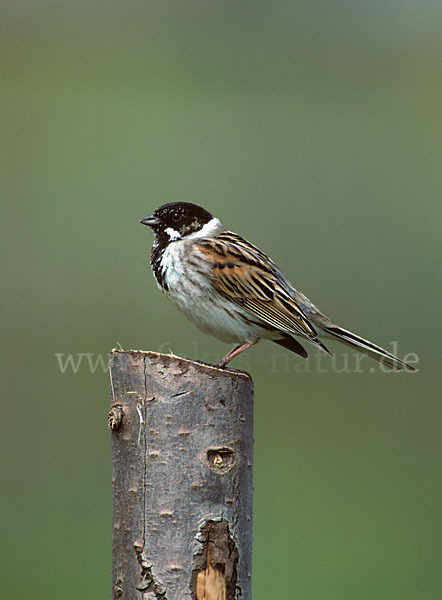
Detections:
[214, 340, 258, 369]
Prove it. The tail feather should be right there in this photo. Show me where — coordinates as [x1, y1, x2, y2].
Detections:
[321, 324, 416, 371]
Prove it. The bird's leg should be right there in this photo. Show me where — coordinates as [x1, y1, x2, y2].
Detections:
[215, 340, 257, 368]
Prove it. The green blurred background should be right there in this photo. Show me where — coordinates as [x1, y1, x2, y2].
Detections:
[2, 1, 441, 598]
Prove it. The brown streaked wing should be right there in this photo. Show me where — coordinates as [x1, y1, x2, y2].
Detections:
[195, 234, 318, 340]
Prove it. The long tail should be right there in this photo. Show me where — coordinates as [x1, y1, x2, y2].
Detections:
[319, 323, 416, 371]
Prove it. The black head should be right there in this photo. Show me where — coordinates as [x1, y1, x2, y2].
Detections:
[139, 202, 215, 241]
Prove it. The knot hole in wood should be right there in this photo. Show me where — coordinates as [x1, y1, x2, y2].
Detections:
[206, 448, 236, 474]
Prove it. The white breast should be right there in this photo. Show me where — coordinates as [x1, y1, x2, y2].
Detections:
[157, 238, 269, 344]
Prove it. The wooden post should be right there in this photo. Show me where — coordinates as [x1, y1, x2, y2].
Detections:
[108, 350, 254, 600]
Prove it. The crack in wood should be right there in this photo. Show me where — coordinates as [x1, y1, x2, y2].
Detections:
[191, 520, 239, 600]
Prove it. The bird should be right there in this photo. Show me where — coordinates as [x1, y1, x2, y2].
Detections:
[139, 202, 416, 371]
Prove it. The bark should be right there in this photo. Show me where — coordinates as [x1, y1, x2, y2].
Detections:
[109, 350, 254, 600]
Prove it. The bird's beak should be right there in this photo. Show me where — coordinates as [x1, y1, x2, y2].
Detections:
[139, 213, 160, 227]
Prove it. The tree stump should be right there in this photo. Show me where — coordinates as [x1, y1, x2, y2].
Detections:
[109, 350, 254, 600]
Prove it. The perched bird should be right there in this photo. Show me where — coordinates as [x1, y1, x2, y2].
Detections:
[140, 202, 415, 371]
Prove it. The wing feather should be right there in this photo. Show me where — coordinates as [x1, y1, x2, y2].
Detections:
[196, 232, 319, 342]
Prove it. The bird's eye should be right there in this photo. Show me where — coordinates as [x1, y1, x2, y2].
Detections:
[171, 212, 180, 223]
